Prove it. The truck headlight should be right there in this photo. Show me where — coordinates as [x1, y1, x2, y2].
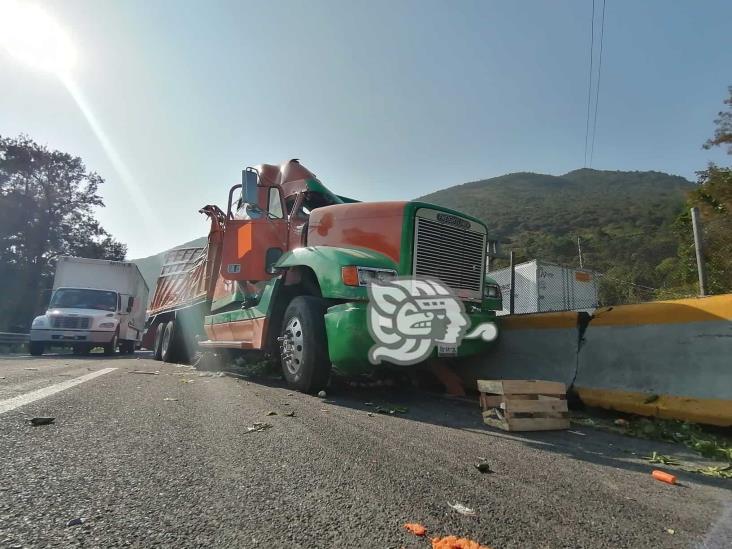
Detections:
[31, 316, 47, 328]
[98, 322, 116, 329]
[341, 266, 398, 287]
[484, 283, 502, 299]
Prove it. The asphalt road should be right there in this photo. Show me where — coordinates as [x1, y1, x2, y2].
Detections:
[0, 353, 730, 548]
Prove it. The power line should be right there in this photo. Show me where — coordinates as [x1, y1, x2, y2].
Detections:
[583, 0, 595, 168]
[589, 0, 606, 167]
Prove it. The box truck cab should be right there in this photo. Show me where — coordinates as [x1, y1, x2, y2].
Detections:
[29, 257, 149, 356]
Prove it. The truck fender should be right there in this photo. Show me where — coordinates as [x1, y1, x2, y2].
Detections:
[273, 246, 398, 301]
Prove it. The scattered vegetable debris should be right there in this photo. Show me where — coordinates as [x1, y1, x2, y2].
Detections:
[404, 523, 427, 536]
[431, 535, 492, 549]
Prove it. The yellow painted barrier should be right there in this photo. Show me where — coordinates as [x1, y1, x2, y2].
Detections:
[577, 387, 732, 427]
[458, 294, 732, 426]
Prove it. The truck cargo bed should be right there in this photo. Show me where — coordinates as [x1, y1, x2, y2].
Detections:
[148, 247, 209, 315]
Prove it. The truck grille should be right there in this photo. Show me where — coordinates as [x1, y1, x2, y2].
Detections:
[413, 209, 486, 300]
[51, 316, 90, 329]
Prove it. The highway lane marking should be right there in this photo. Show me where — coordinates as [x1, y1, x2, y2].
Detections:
[0, 367, 117, 415]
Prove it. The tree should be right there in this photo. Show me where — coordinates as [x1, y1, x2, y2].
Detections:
[672, 87, 732, 295]
[0, 135, 126, 330]
[704, 86, 732, 154]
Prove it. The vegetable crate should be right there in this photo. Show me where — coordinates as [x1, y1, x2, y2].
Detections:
[478, 379, 569, 432]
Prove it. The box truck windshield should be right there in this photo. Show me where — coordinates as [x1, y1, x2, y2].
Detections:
[50, 288, 118, 312]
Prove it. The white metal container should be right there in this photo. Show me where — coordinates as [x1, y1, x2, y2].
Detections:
[489, 259, 598, 315]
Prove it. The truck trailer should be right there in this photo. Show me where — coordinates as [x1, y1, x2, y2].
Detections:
[30, 257, 149, 356]
[144, 159, 502, 392]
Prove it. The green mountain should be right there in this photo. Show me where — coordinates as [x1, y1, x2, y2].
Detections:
[420, 168, 695, 301]
[420, 169, 692, 242]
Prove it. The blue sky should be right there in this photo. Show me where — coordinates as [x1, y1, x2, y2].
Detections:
[1, 0, 730, 257]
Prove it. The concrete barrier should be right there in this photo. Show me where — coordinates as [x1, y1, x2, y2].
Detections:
[456, 310, 582, 389]
[455, 294, 732, 426]
[575, 295, 732, 426]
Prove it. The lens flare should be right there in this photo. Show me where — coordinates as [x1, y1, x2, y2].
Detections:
[0, 0, 76, 75]
[0, 0, 161, 245]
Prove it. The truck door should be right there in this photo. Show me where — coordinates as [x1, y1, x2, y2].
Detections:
[220, 186, 288, 282]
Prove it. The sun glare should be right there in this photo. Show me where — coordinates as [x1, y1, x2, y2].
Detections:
[0, 0, 76, 75]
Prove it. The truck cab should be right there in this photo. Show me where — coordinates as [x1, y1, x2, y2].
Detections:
[146, 159, 501, 393]
[30, 257, 148, 356]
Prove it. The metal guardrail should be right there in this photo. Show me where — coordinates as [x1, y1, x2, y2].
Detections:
[0, 332, 30, 344]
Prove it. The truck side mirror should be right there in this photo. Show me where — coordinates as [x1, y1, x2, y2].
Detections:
[242, 168, 259, 205]
[127, 296, 134, 313]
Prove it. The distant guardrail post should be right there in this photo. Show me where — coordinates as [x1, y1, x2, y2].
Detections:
[509, 250, 516, 315]
[690, 207, 708, 297]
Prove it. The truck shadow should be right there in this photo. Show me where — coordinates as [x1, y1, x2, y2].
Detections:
[315, 383, 732, 491]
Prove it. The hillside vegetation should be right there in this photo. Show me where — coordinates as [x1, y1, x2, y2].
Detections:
[420, 169, 696, 303]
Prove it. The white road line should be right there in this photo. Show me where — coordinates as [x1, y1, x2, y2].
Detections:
[0, 368, 117, 415]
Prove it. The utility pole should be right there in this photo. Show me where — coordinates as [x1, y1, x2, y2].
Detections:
[577, 236, 584, 269]
[690, 207, 708, 296]
[509, 250, 515, 315]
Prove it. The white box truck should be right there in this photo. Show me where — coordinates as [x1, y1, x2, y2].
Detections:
[29, 257, 149, 356]
[489, 259, 599, 315]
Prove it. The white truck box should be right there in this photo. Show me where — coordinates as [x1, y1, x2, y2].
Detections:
[489, 259, 598, 315]
[29, 257, 149, 355]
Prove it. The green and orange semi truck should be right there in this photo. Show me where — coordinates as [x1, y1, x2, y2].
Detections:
[144, 159, 502, 392]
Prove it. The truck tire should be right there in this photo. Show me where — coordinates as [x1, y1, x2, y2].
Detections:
[72, 344, 90, 356]
[161, 320, 177, 363]
[103, 331, 119, 356]
[29, 342, 44, 356]
[153, 322, 165, 361]
[279, 296, 330, 393]
[172, 317, 192, 364]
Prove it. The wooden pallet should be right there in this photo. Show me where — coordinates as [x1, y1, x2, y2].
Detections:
[478, 379, 569, 431]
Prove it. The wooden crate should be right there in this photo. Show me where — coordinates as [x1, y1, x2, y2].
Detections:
[478, 379, 569, 432]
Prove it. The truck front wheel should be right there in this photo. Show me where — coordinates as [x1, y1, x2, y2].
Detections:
[279, 296, 331, 393]
[29, 342, 44, 356]
[72, 344, 90, 356]
[103, 331, 118, 356]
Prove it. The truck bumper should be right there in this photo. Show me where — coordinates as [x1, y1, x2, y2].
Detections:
[29, 329, 116, 344]
[324, 302, 498, 376]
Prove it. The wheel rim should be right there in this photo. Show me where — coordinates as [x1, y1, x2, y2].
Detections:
[280, 316, 304, 376]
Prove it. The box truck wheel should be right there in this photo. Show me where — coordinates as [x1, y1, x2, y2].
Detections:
[153, 322, 165, 361]
[29, 342, 44, 356]
[279, 296, 330, 393]
[103, 331, 118, 356]
[72, 344, 90, 356]
[161, 320, 177, 363]
[120, 340, 135, 354]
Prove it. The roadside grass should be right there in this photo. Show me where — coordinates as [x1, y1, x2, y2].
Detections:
[571, 413, 732, 479]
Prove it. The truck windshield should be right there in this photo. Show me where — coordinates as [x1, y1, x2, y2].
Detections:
[49, 289, 118, 312]
[294, 191, 340, 218]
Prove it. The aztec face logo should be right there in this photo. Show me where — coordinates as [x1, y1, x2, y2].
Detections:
[366, 277, 497, 366]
